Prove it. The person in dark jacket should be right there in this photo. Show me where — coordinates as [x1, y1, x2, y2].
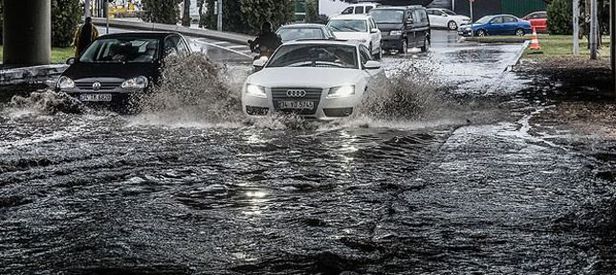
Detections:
[73, 17, 100, 57]
[249, 22, 282, 58]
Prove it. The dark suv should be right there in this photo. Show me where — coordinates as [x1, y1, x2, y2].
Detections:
[369, 5, 431, 53]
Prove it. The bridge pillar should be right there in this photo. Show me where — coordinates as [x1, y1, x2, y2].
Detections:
[3, 0, 51, 66]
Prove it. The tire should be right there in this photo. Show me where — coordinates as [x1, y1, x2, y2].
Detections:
[447, 20, 458, 31]
[515, 28, 525, 36]
[399, 38, 408, 54]
[477, 29, 487, 37]
[420, 36, 429, 52]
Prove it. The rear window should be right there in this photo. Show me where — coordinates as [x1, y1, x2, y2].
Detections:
[277, 27, 325, 42]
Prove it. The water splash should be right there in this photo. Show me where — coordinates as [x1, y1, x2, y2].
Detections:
[3, 90, 85, 117]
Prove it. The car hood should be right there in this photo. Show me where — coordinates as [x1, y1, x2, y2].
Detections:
[247, 67, 364, 88]
[332, 32, 371, 41]
[61, 62, 160, 80]
[376, 23, 404, 32]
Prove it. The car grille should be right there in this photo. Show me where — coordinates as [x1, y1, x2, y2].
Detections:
[75, 81, 122, 91]
[271, 87, 322, 115]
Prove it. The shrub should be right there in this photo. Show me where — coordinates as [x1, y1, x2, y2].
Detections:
[141, 0, 179, 24]
[240, 0, 294, 34]
[547, 0, 572, 35]
[51, 0, 82, 47]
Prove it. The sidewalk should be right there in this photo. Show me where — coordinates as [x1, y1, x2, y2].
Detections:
[92, 17, 252, 45]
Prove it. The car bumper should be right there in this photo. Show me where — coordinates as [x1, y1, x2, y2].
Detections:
[242, 87, 360, 120]
[458, 29, 473, 36]
[381, 38, 404, 50]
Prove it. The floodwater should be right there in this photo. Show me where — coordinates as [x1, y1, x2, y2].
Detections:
[1, 33, 615, 274]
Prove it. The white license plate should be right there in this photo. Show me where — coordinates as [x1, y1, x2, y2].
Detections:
[79, 94, 112, 102]
[278, 101, 314, 110]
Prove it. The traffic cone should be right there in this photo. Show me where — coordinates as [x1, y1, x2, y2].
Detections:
[529, 27, 541, 51]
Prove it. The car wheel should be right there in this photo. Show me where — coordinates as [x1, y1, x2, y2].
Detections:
[420, 36, 430, 52]
[515, 28, 525, 36]
[448, 21, 458, 31]
[477, 29, 486, 37]
[399, 38, 408, 54]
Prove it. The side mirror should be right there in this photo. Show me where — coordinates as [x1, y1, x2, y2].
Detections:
[66, 57, 76, 65]
[370, 28, 379, 33]
[442, 13, 448, 17]
[253, 57, 268, 68]
[364, 60, 381, 70]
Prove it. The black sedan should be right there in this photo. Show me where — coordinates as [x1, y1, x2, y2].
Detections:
[56, 32, 191, 111]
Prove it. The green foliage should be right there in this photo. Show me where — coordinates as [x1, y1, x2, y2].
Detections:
[141, 0, 179, 24]
[204, 0, 293, 34]
[51, 0, 81, 47]
[547, 0, 572, 35]
[304, 0, 318, 23]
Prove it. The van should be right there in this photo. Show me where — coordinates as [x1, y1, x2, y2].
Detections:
[340, 3, 381, 15]
[369, 5, 431, 53]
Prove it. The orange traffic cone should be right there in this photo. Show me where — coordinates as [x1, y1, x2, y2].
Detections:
[529, 27, 541, 51]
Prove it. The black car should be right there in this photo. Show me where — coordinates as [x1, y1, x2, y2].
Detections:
[56, 32, 191, 111]
[369, 5, 431, 53]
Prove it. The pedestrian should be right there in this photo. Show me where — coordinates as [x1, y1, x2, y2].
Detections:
[73, 17, 99, 57]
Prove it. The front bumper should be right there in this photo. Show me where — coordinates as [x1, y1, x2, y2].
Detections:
[242, 87, 360, 120]
[381, 37, 404, 50]
[458, 28, 473, 37]
[58, 78, 145, 112]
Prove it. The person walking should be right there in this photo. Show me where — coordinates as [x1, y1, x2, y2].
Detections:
[73, 17, 99, 57]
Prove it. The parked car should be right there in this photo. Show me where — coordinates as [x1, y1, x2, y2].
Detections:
[56, 32, 191, 111]
[426, 8, 470, 31]
[369, 5, 430, 53]
[523, 11, 548, 33]
[243, 40, 383, 119]
[327, 14, 382, 59]
[276, 23, 336, 43]
[457, 14, 532, 37]
[340, 2, 381, 15]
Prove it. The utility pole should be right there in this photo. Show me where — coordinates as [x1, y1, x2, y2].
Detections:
[217, 0, 223, 32]
[452, 0, 455, 12]
[85, 0, 91, 17]
[590, 0, 598, 59]
[469, 0, 474, 36]
[573, 0, 580, 55]
[106, 0, 110, 34]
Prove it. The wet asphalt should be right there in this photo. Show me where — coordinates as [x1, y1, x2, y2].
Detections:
[1, 30, 615, 274]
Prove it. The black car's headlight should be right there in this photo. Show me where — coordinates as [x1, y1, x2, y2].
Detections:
[245, 84, 267, 98]
[327, 85, 355, 99]
[57, 76, 75, 89]
[121, 76, 148, 89]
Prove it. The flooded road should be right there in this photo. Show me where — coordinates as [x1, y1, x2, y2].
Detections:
[1, 31, 616, 274]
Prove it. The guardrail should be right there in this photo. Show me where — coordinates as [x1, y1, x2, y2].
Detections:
[91, 18, 251, 45]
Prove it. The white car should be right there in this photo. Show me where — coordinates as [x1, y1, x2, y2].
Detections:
[327, 14, 382, 60]
[242, 40, 383, 120]
[427, 8, 471, 31]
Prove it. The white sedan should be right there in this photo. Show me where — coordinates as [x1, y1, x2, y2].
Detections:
[327, 14, 382, 60]
[427, 8, 471, 31]
[242, 40, 383, 120]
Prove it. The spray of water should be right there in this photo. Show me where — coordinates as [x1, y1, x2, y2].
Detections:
[6, 90, 85, 116]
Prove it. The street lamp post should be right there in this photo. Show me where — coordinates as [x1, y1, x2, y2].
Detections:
[217, 0, 223, 32]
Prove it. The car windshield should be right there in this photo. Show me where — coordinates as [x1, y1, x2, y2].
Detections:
[277, 27, 325, 42]
[328, 19, 368, 32]
[475, 16, 492, 24]
[267, 44, 358, 69]
[79, 37, 160, 63]
[370, 10, 404, 24]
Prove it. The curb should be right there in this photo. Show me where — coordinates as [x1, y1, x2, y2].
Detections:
[92, 18, 251, 45]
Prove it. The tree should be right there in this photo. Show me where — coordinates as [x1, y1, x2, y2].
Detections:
[182, 0, 191, 26]
[141, 0, 179, 24]
[239, 0, 294, 34]
[51, 0, 81, 47]
[547, 0, 572, 34]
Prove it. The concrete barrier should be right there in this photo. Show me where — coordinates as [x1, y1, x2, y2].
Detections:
[92, 18, 252, 45]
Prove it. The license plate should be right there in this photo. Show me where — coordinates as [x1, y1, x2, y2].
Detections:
[278, 101, 314, 110]
[79, 94, 112, 102]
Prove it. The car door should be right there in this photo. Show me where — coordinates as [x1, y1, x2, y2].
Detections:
[487, 16, 504, 35]
[368, 18, 381, 53]
[503, 16, 519, 34]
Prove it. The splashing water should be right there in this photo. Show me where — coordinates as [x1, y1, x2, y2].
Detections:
[5, 90, 85, 117]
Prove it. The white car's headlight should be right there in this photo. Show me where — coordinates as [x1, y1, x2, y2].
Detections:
[327, 85, 355, 99]
[245, 84, 267, 98]
[390, 30, 403, 36]
[121, 76, 148, 89]
[57, 76, 75, 89]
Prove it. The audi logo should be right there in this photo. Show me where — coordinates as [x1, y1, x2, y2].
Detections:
[92, 82, 101, 91]
[286, 89, 306, 97]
